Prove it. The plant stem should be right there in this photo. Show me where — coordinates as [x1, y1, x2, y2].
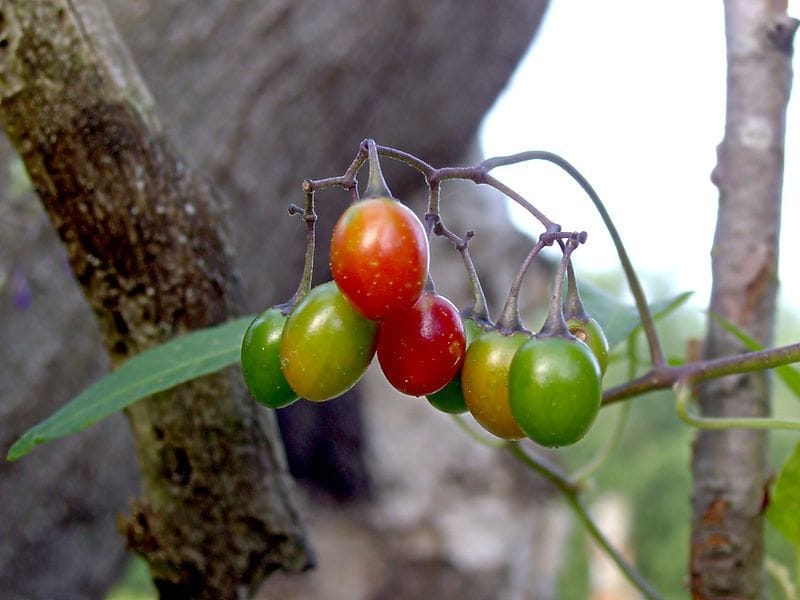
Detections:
[765, 557, 796, 600]
[281, 191, 316, 313]
[480, 173, 559, 232]
[603, 342, 800, 406]
[565, 494, 663, 600]
[538, 235, 580, 338]
[495, 239, 545, 333]
[451, 415, 506, 448]
[504, 442, 581, 495]
[460, 238, 491, 324]
[364, 139, 394, 198]
[675, 382, 800, 432]
[481, 151, 665, 367]
[504, 443, 662, 599]
[572, 402, 631, 484]
[563, 259, 589, 319]
[572, 329, 639, 482]
[430, 221, 492, 324]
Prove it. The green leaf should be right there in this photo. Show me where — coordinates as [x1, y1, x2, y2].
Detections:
[579, 282, 693, 350]
[7, 315, 255, 461]
[767, 441, 800, 546]
[710, 312, 800, 399]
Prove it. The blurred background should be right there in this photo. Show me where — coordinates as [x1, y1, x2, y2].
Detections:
[1, 1, 798, 599]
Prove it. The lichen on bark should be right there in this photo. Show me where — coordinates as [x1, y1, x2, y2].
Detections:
[0, 1, 312, 597]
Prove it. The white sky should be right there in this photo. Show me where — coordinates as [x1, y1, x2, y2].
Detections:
[481, 0, 799, 311]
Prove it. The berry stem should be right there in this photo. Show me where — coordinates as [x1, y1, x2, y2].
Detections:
[430, 218, 491, 325]
[481, 150, 666, 367]
[675, 381, 800, 432]
[303, 141, 562, 235]
[563, 258, 590, 320]
[538, 234, 582, 338]
[280, 191, 316, 314]
[426, 179, 441, 217]
[458, 236, 491, 325]
[495, 239, 545, 334]
[364, 139, 394, 199]
[496, 231, 584, 334]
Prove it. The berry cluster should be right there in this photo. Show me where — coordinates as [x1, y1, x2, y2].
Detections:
[241, 142, 610, 448]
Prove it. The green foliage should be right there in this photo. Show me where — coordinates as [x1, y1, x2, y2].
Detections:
[579, 281, 692, 350]
[105, 556, 156, 600]
[767, 441, 800, 546]
[560, 392, 692, 598]
[5, 270, 690, 463]
[7, 316, 254, 461]
[711, 311, 800, 397]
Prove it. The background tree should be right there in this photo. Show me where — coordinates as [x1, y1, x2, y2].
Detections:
[0, 0, 547, 597]
[691, 1, 798, 598]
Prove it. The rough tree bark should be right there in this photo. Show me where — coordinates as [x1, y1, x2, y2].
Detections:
[0, 0, 548, 597]
[0, 2, 311, 597]
[690, 2, 798, 598]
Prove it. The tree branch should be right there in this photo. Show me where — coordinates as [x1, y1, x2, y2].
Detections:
[0, 1, 311, 596]
[690, 3, 798, 597]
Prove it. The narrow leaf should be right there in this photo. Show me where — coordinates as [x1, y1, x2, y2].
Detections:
[7, 315, 255, 461]
[579, 282, 692, 350]
[711, 311, 800, 398]
[767, 441, 800, 546]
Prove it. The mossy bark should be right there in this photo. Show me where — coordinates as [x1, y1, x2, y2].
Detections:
[0, 2, 311, 597]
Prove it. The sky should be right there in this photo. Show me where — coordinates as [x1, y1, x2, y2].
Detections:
[481, 0, 799, 311]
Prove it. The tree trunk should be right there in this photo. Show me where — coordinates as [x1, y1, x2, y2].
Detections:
[0, 0, 547, 596]
[690, 2, 798, 598]
[0, 2, 310, 597]
[107, 0, 548, 503]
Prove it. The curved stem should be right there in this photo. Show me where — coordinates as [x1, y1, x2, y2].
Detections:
[603, 342, 800, 406]
[451, 415, 506, 449]
[280, 191, 316, 314]
[765, 557, 797, 600]
[373, 142, 436, 178]
[495, 239, 545, 333]
[504, 443, 662, 599]
[364, 139, 394, 198]
[563, 259, 589, 319]
[565, 494, 663, 600]
[304, 142, 563, 235]
[426, 179, 441, 218]
[572, 402, 631, 484]
[431, 221, 491, 324]
[481, 173, 559, 232]
[482, 151, 665, 367]
[572, 330, 639, 482]
[675, 382, 800, 432]
[460, 237, 491, 324]
[504, 441, 581, 495]
[538, 235, 580, 337]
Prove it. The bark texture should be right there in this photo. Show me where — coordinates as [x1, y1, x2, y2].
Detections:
[0, 2, 310, 597]
[0, 0, 548, 596]
[106, 0, 548, 504]
[690, 2, 798, 598]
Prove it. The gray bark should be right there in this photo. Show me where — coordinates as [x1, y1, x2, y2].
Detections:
[0, 0, 547, 597]
[0, 2, 310, 597]
[690, 2, 798, 598]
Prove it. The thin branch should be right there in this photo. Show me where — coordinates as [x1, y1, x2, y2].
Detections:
[504, 443, 662, 599]
[603, 342, 800, 406]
